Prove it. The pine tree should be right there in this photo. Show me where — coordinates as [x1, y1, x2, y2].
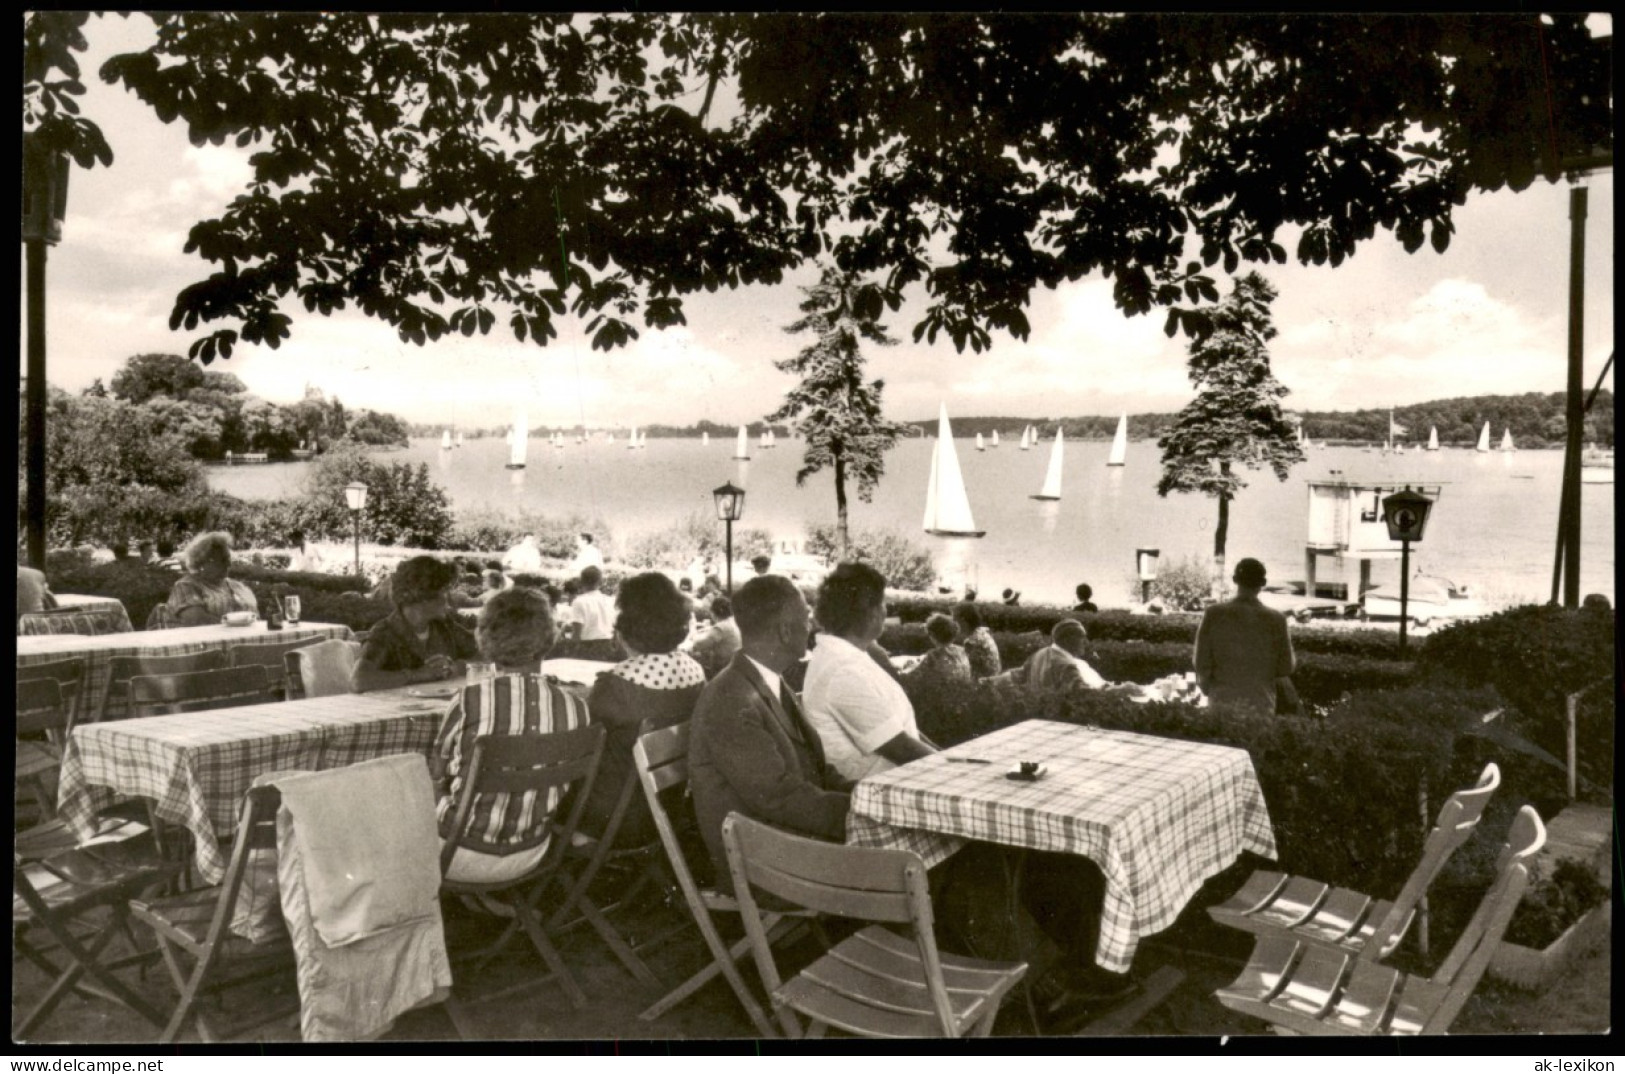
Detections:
[769, 266, 909, 558]
[1156, 272, 1304, 598]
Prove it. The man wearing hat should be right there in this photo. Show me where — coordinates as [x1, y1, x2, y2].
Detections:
[1193, 557, 1296, 716]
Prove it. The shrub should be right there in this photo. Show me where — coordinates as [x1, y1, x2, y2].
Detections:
[1503, 858, 1611, 950]
[296, 443, 454, 548]
[1144, 554, 1214, 611]
[444, 508, 615, 561]
[807, 524, 936, 591]
[620, 511, 771, 570]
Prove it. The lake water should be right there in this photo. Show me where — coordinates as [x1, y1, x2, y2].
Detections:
[208, 436, 1614, 608]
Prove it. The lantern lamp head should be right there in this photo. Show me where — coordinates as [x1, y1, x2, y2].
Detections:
[1135, 547, 1161, 581]
[344, 481, 369, 512]
[712, 481, 746, 522]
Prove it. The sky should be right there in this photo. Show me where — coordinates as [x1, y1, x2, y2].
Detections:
[22, 13, 1616, 431]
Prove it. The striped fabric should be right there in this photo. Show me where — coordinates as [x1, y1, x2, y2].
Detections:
[847, 719, 1278, 973]
[57, 689, 444, 884]
[433, 674, 591, 855]
[18, 599, 133, 636]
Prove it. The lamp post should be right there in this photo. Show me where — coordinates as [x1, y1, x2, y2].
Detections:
[344, 481, 369, 580]
[712, 481, 746, 595]
[1381, 486, 1435, 653]
[1135, 548, 1161, 606]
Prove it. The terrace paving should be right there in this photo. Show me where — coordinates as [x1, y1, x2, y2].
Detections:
[11, 861, 1611, 1048]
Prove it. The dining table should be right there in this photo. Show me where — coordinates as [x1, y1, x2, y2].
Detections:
[846, 719, 1277, 973]
[56, 685, 448, 884]
[19, 594, 135, 636]
[16, 620, 354, 722]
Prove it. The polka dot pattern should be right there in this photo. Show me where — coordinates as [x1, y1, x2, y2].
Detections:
[610, 650, 705, 691]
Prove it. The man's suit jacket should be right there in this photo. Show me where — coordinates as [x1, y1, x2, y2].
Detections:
[689, 652, 851, 892]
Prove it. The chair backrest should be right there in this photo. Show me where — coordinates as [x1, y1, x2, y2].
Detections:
[722, 812, 954, 1036]
[284, 639, 362, 701]
[96, 648, 231, 722]
[229, 634, 325, 680]
[18, 606, 129, 636]
[19, 658, 88, 732]
[633, 722, 710, 902]
[17, 679, 69, 739]
[193, 785, 285, 962]
[439, 724, 606, 877]
[128, 665, 277, 718]
[1407, 805, 1545, 1034]
[1360, 762, 1501, 960]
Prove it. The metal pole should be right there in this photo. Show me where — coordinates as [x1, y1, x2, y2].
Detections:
[26, 239, 48, 570]
[352, 513, 362, 579]
[1398, 539, 1410, 653]
[724, 520, 734, 596]
[1417, 777, 1430, 958]
[1561, 186, 1587, 608]
[1566, 692, 1578, 801]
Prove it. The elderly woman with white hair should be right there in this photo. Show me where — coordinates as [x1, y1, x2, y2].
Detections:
[164, 532, 260, 627]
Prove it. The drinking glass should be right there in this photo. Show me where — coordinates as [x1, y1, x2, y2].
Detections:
[467, 661, 497, 684]
[284, 595, 301, 625]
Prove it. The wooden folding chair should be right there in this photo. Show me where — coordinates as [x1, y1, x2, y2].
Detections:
[632, 723, 804, 1037]
[13, 823, 183, 1039]
[723, 813, 1028, 1038]
[18, 657, 88, 733]
[128, 665, 277, 719]
[1210, 763, 1500, 961]
[229, 636, 325, 699]
[17, 679, 73, 821]
[1215, 805, 1547, 1036]
[284, 638, 362, 701]
[94, 649, 230, 723]
[439, 725, 607, 1010]
[128, 785, 298, 1043]
[546, 715, 688, 990]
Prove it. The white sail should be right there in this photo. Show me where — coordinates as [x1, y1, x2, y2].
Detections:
[1019, 425, 1033, 451]
[1427, 426, 1439, 451]
[1107, 414, 1127, 467]
[1500, 428, 1515, 452]
[440, 429, 452, 450]
[506, 411, 527, 469]
[628, 426, 639, 450]
[734, 425, 750, 460]
[923, 403, 983, 537]
[990, 429, 1000, 448]
[1032, 428, 1064, 500]
[455, 431, 463, 448]
[767, 429, 776, 448]
[975, 432, 985, 452]
[1476, 421, 1491, 452]
[702, 431, 710, 446]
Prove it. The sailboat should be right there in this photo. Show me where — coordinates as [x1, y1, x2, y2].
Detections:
[1031, 428, 1064, 501]
[990, 429, 1000, 448]
[1426, 426, 1439, 451]
[702, 431, 710, 447]
[627, 426, 640, 450]
[733, 425, 750, 460]
[504, 411, 527, 470]
[760, 428, 775, 450]
[638, 429, 648, 449]
[1019, 425, 1033, 451]
[975, 433, 986, 452]
[1107, 414, 1127, 467]
[440, 429, 452, 450]
[1475, 422, 1491, 452]
[922, 404, 984, 537]
[1500, 428, 1515, 453]
[455, 431, 463, 448]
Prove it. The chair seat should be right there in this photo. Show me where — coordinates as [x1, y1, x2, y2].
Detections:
[131, 888, 291, 956]
[15, 843, 177, 924]
[775, 925, 1026, 1039]
[17, 741, 62, 781]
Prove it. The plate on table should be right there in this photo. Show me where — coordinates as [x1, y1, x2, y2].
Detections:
[221, 612, 256, 627]
[407, 686, 459, 700]
[1005, 764, 1048, 783]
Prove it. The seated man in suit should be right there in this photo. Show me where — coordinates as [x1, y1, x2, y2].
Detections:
[1022, 619, 1138, 697]
[690, 575, 851, 894]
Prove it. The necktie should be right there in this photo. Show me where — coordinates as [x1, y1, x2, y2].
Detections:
[778, 683, 807, 743]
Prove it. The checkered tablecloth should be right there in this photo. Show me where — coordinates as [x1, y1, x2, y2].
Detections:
[21, 594, 134, 635]
[17, 621, 352, 721]
[847, 719, 1278, 973]
[57, 688, 446, 883]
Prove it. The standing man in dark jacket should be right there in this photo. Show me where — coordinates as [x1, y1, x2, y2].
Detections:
[1194, 557, 1296, 716]
[690, 574, 851, 893]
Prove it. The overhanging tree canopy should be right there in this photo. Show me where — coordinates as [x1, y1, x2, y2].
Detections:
[28, 13, 1613, 364]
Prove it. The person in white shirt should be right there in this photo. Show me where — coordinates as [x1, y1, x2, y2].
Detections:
[1021, 619, 1139, 697]
[802, 562, 935, 784]
[287, 530, 326, 574]
[567, 532, 605, 575]
[567, 565, 619, 660]
[502, 534, 543, 574]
